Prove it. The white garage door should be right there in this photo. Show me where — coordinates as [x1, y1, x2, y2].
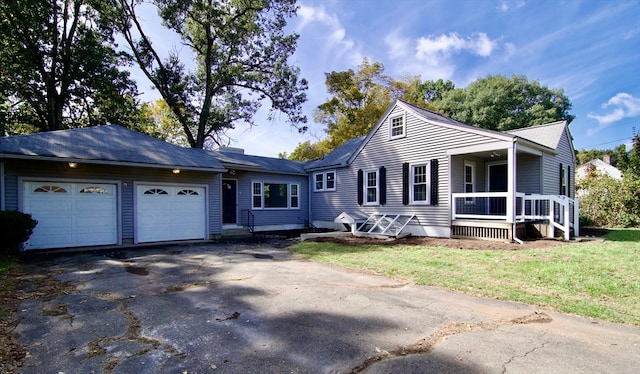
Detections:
[23, 182, 118, 250]
[136, 184, 206, 243]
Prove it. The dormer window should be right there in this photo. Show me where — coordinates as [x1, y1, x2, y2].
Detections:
[389, 114, 406, 139]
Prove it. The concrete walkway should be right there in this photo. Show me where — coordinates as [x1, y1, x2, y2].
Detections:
[15, 241, 640, 373]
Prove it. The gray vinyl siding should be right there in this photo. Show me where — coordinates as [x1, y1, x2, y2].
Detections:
[516, 154, 542, 194]
[450, 155, 486, 193]
[312, 105, 505, 229]
[2, 159, 222, 242]
[542, 129, 575, 197]
[230, 170, 309, 228]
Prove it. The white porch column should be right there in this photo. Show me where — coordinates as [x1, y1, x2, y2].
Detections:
[506, 142, 516, 223]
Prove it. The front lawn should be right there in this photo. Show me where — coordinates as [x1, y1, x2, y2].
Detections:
[291, 229, 640, 326]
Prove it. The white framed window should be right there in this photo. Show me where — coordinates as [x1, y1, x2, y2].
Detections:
[252, 182, 263, 209]
[410, 162, 430, 204]
[313, 170, 336, 192]
[251, 181, 300, 209]
[389, 114, 406, 140]
[290, 184, 299, 208]
[365, 169, 378, 205]
[464, 161, 475, 204]
[561, 164, 569, 196]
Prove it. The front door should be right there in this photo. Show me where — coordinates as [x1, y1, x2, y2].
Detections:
[488, 163, 507, 215]
[222, 179, 237, 225]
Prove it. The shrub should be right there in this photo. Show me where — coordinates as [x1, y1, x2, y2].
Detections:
[577, 169, 640, 227]
[0, 210, 38, 257]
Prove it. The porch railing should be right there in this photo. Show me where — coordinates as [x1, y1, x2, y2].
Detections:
[452, 192, 579, 240]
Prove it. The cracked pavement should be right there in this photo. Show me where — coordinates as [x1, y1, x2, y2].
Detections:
[13, 241, 640, 373]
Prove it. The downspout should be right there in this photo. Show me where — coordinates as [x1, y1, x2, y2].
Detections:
[307, 172, 312, 228]
[511, 140, 523, 244]
[0, 161, 5, 210]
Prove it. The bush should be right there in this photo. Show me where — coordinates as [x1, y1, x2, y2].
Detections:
[577, 170, 640, 227]
[0, 210, 38, 257]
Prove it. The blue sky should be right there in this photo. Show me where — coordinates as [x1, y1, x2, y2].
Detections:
[135, 0, 640, 157]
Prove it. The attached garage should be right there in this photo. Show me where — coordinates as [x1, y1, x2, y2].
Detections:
[136, 184, 207, 243]
[23, 181, 118, 250]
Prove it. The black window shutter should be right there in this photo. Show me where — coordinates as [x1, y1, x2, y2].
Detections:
[357, 169, 363, 205]
[567, 165, 571, 197]
[379, 166, 386, 205]
[402, 162, 409, 205]
[430, 159, 439, 205]
[559, 163, 564, 195]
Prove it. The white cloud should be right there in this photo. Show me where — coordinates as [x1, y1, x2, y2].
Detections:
[586, 93, 640, 135]
[295, 5, 362, 67]
[384, 29, 411, 59]
[415, 32, 497, 63]
[498, 0, 526, 12]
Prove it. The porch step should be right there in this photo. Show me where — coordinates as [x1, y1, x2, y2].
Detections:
[221, 227, 252, 238]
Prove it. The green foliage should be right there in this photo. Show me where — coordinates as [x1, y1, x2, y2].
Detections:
[0, 210, 37, 257]
[0, 0, 139, 134]
[290, 59, 431, 160]
[577, 168, 640, 227]
[112, 0, 307, 149]
[431, 74, 574, 131]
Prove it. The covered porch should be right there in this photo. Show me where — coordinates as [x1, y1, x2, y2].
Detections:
[447, 140, 579, 242]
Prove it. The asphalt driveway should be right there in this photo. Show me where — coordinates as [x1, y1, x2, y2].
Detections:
[14, 240, 640, 373]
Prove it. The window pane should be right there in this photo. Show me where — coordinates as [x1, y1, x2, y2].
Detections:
[291, 196, 299, 208]
[253, 183, 262, 195]
[253, 196, 262, 208]
[264, 183, 288, 208]
[391, 116, 404, 137]
[367, 171, 377, 187]
[414, 165, 426, 183]
[414, 184, 427, 201]
[326, 172, 335, 189]
[465, 165, 473, 183]
[367, 188, 377, 203]
[291, 184, 298, 196]
[315, 174, 323, 190]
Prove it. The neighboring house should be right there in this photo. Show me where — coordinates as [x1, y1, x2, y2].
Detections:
[575, 158, 623, 181]
[0, 100, 579, 251]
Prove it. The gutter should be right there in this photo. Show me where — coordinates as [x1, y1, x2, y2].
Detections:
[0, 154, 226, 173]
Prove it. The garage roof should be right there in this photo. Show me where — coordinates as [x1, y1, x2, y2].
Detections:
[0, 125, 225, 171]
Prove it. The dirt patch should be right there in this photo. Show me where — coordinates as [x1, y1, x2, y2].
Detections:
[0, 264, 26, 374]
[0, 262, 77, 373]
[308, 235, 570, 250]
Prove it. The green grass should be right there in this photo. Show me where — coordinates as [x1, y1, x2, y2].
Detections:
[291, 229, 640, 326]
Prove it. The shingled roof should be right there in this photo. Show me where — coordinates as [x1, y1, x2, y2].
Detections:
[211, 148, 307, 175]
[0, 124, 225, 171]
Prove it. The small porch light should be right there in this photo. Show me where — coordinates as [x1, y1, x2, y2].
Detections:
[172, 168, 181, 174]
[68, 162, 78, 168]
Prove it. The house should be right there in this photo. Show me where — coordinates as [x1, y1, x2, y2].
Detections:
[306, 101, 578, 241]
[575, 157, 623, 181]
[0, 100, 578, 251]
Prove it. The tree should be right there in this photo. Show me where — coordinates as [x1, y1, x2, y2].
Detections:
[431, 74, 574, 131]
[0, 0, 139, 134]
[139, 99, 189, 146]
[290, 59, 433, 161]
[111, 0, 308, 149]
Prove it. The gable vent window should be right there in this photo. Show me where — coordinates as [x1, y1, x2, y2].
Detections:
[34, 185, 67, 193]
[389, 114, 406, 140]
